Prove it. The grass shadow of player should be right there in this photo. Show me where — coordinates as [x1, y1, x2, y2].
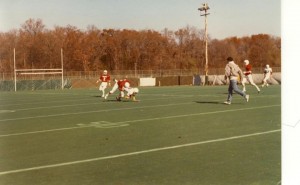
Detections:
[195, 101, 222, 104]
[217, 92, 241, 95]
[103, 99, 139, 103]
[93, 95, 103, 98]
[196, 101, 245, 105]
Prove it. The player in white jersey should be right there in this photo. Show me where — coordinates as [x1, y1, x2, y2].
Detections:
[262, 64, 272, 87]
[124, 87, 139, 101]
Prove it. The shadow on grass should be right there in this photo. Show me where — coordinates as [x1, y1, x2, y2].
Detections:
[92, 95, 103, 98]
[103, 99, 139, 103]
[195, 101, 222, 104]
[195, 101, 244, 105]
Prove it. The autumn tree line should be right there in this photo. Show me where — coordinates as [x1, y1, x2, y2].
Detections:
[0, 19, 281, 74]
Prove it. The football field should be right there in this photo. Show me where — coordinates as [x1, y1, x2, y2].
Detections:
[0, 85, 281, 185]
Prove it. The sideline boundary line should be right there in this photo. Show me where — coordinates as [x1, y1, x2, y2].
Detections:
[0, 95, 184, 108]
[114, 104, 280, 125]
[0, 129, 280, 176]
[0, 104, 280, 137]
[0, 101, 280, 122]
[0, 102, 192, 122]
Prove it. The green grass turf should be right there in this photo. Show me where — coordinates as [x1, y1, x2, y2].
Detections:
[0, 85, 281, 185]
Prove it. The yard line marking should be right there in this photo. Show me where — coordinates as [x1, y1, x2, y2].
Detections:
[0, 104, 280, 137]
[2, 93, 279, 111]
[1, 98, 96, 107]
[0, 101, 280, 122]
[0, 121, 128, 138]
[1, 93, 196, 107]
[114, 104, 280, 125]
[0, 102, 193, 122]
[78, 121, 129, 128]
[0, 129, 280, 176]
[0, 126, 89, 137]
[10, 96, 190, 111]
[14, 102, 108, 111]
[0, 110, 15, 113]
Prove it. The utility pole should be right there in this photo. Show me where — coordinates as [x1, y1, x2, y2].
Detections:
[198, 3, 210, 85]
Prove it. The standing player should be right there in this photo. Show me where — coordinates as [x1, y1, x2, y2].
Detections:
[96, 70, 111, 97]
[241, 60, 261, 93]
[262, 64, 272, 87]
[224, 57, 249, 105]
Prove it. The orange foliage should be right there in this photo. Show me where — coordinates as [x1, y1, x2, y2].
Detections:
[0, 19, 281, 73]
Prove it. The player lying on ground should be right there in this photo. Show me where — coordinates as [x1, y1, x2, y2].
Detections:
[104, 78, 139, 101]
[123, 87, 139, 102]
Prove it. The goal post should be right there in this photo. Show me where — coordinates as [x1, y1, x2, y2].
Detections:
[13, 48, 64, 91]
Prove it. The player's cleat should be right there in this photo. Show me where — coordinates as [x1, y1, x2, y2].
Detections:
[101, 95, 104, 98]
[116, 96, 121, 101]
[132, 96, 138, 101]
[223, 101, 231, 105]
[245, 95, 250, 102]
[104, 94, 108, 99]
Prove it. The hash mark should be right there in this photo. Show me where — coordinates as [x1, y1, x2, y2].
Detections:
[77, 121, 129, 128]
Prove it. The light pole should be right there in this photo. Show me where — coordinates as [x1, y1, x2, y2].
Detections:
[198, 3, 210, 85]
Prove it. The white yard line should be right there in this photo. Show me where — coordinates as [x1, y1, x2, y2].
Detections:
[0, 104, 280, 137]
[0, 98, 95, 107]
[1, 95, 193, 111]
[0, 102, 193, 122]
[0, 129, 280, 176]
[0, 126, 90, 138]
[1, 93, 279, 111]
[113, 104, 280, 125]
[10, 96, 190, 111]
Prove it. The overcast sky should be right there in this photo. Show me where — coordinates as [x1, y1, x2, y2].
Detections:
[0, 0, 281, 39]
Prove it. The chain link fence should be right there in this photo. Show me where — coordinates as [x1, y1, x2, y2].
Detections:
[0, 67, 281, 91]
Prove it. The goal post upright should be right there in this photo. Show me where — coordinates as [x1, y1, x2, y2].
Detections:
[61, 48, 64, 90]
[13, 48, 65, 91]
[14, 48, 17, 92]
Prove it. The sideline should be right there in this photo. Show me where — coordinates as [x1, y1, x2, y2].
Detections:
[1, 95, 185, 110]
[113, 104, 280, 125]
[0, 104, 280, 137]
[0, 129, 280, 176]
[0, 102, 193, 122]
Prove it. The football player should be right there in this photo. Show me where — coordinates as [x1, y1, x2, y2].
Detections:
[96, 70, 111, 97]
[104, 78, 129, 100]
[241, 60, 260, 93]
[124, 87, 139, 101]
[262, 64, 273, 87]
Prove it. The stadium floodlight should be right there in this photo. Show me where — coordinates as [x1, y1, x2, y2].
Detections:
[198, 3, 210, 85]
[198, 3, 209, 11]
